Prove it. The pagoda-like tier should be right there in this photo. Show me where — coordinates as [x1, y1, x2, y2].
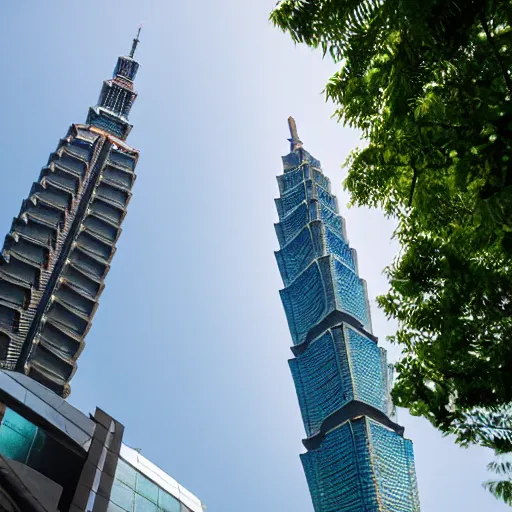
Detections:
[0, 126, 138, 396]
[0, 32, 142, 397]
[275, 150, 372, 346]
[274, 118, 420, 511]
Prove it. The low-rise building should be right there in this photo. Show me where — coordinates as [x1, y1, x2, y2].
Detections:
[0, 370, 204, 512]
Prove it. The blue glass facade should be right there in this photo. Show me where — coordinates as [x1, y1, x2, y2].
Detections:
[0, 407, 44, 464]
[108, 458, 190, 512]
[109, 444, 204, 512]
[275, 119, 420, 511]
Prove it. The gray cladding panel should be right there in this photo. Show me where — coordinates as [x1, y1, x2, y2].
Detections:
[0, 122, 138, 395]
[51, 152, 88, 177]
[54, 284, 96, 317]
[34, 182, 72, 210]
[43, 167, 80, 194]
[83, 216, 119, 243]
[40, 322, 80, 358]
[89, 199, 123, 226]
[10, 239, 47, 267]
[15, 219, 56, 245]
[95, 183, 129, 208]
[46, 301, 89, 335]
[0, 280, 28, 308]
[76, 231, 113, 262]
[62, 265, 102, 299]
[24, 202, 64, 228]
[102, 165, 134, 190]
[108, 148, 136, 170]
[0, 370, 95, 448]
[0, 257, 40, 287]
[69, 249, 108, 280]
[30, 344, 74, 380]
[0, 304, 17, 329]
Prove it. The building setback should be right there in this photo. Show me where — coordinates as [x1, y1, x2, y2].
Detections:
[0, 33, 206, 512]
[274, 118, 420, 511]
[0, 30, 143, 397]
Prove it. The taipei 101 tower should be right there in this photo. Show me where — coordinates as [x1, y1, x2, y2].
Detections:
[274, 118, 421, 511]
[0, 30, 143, 397]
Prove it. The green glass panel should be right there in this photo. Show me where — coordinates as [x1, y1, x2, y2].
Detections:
[0, 408, 37, 463]
[116, 458, 137, 489]
[110, 479, 135, 511]
[136, 472, 158, 504]
[0, 424, 30, 463]
[158, 489, 180, 512]
[108, 502, 128, 512]
[2, 409, 37, 439]
[135, 493, 158, 512]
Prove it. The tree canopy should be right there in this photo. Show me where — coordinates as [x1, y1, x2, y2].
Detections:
[271, 0, 512, 504]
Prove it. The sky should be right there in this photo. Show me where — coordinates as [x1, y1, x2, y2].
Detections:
[0, 2, 508, 511]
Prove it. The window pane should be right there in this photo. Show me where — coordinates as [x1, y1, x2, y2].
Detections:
[2, 408, 36, 439]
[135, 493, 158, 512]
[158, 489, 180, 512]
[180, 504, 193, 512]
[136, 472, 158, 504]
[110, 479, 135, 511]
[116, 459, 137, 489]
[0, 408, 37, 463]
[108, 502, 127, 512]
[26, 425, 46, 468]
[87, 490, 97, 511]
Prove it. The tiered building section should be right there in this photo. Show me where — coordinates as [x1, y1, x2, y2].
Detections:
[0, 31, 142, 397]
[274, 118, 420, 511]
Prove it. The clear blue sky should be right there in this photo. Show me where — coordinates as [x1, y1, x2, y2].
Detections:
[0, 2, 508, 511]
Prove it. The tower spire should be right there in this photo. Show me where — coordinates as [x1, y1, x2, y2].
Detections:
[130, 25, 142, 58]
[86, 34, 141, 140]
[274, 123, 420, 510]
[0, 43, 142, 396]
[287, 116, 303, 152]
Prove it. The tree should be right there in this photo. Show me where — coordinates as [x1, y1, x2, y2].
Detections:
[271, 0, 512, 503]
[455, 406, 512, 505]
[485, 460, 512, 506]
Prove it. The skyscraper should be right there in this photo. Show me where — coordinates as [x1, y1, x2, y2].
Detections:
[274, 118, 420, 511]
[0, 33, 206, 512]
[0, 30, 143, 397]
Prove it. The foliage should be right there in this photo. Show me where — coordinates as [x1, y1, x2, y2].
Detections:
[484, 459, 512, 506]
[271, 0, 512, 503]
[456, 405, 512, 504]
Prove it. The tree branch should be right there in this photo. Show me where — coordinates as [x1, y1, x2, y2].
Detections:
[408, 166, 419, 207]
[418, 121, 470, 130]
[480, 12, 512, 98]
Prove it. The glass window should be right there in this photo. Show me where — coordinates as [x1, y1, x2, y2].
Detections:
[2, 408, 38, 440]
[0, 407, 39, 463]
[86, 490, 97, 511]
[107, 502, 127, 512]
[158, 489, 180, 512]
[116, 458, 137, 489]
[113, 458, 192, 512]
[135, 493, 158, 512]
[136, 472, 158, 504]
[110, 479, 134, 512]
[26, 427, 46, 467]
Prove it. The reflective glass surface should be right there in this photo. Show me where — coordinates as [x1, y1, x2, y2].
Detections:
[108, 458, 183, 512]
[0, 407, 45, 463]
[275, 144, 420, 510]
